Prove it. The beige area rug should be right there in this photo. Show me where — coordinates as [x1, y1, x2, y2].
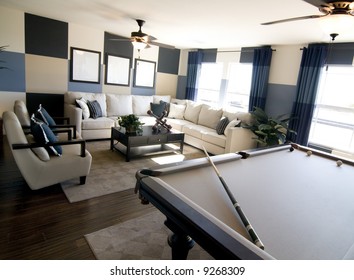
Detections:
[61, 141, 204, 203]
[85, 210, 214, 260]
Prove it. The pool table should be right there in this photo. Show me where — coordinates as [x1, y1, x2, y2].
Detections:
[135, 144, 354, 260]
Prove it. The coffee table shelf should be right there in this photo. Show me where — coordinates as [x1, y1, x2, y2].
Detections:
[110, 126, 184, 162]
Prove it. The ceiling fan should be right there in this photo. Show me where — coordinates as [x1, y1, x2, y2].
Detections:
[111, 19, 174, 49]
[261, 1, 354, 25]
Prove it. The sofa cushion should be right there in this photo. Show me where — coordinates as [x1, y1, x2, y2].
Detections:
[132, 95, 153, 116]
[198, 104, 223, 129]
[216, 116, 229, 135]
[182, 123, 212, 139]
[65, 92, 107, 117]
[153, 95, 171, 104]
[87, 100, 103, 119]
[81, 117, 115, 130]
[201, 131, 226, 148]
[166, 118, 190, 131]
[106, 94, 133, 116]
[168, 103, 185, 119]
[184, 101, 202, 123]
[171, 98, 187, 105]
[137, 116, 156, 126]
[76, 98, 90, 119]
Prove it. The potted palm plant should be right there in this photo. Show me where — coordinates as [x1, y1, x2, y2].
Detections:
[243, 107, 296, 147]
[118, 114, 144, 134]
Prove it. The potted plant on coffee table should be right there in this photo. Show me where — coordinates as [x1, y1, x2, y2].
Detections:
[243, 107, 296, 147]
[118, 114, 144, 134]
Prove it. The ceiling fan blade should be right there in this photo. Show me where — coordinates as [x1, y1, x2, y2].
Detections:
[110, 38, 130, 41]
[149, 41, 175, 49]
[302, 0, 329, 7]
[147, 35, 157, 41]
[261, 14, 327, 25]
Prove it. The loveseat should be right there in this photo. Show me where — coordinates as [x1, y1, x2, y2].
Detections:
[64, 91, 257, 154]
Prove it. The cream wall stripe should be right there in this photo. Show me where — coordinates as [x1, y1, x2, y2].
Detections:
[0, 7, 24, 53]
[25, 54, 68, 93]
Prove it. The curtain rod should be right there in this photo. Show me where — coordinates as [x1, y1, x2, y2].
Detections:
[191, 48, 276, 53]
[217, 49, 276, 53]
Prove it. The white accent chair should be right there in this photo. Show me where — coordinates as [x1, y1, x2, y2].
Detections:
[2, 111, 92, 190]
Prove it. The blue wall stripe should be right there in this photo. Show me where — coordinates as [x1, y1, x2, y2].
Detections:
[176, 75, 187, 99]
[157, 48, 180, 75]
[131, 87, 155, 96]
[0, 51, 26, 92]
[68, 81, 102, 93]
[265, 83, 297, 117]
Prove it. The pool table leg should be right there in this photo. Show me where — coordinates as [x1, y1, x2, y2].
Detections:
[165, 218, 195, 260]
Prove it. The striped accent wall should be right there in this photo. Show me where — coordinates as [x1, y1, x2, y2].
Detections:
[0, 7, 181, 116]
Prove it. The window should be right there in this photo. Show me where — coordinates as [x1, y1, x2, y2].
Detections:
[196, 62, 252, 111]
[196, 63, 223, 106]
[224, 63, 252, 112]
[309, 65, 354, 155]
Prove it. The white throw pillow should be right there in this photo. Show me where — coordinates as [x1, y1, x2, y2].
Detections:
[171, 98, 187, 105]
[184, 101, 202, 123]
[76, 98, 90, 119]
[198, 104, 223, 129]
[68, 92, 107, 117]
[168, 103, 186, 119]
[106, 94, 133, 116]
[132, 95, 153, 116]
[224, 119, 241, 136]
[235, 112, 255, 126]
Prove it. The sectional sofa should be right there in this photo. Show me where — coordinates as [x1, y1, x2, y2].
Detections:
[64, 91, 257, 154]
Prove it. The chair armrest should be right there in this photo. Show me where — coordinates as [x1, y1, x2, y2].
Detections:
[50, 124, 77, 139]
[64, 104, 82, 136]
[12, 139, 87, 157]
[21, 124, 76, 139]
[52, 116, 70, 124]
[51, 128, 72, 140]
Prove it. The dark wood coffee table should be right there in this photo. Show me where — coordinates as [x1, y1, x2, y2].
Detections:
[110, 126, 184, 161]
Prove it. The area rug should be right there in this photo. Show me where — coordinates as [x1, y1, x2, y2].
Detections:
[85, 210, 214, 260]
[61, 141, 204, 203]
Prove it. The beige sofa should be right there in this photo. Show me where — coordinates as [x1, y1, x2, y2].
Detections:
[64, 91, 257, 154]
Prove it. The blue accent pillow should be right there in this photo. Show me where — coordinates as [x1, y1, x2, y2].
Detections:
[150, 102, 166, 117]
[31, 116, 62, 156]
[35, 104, 56, 126]
[87, 100, 102, 119]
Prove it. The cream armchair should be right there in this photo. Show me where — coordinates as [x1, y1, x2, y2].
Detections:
[2, 111, 92, 190]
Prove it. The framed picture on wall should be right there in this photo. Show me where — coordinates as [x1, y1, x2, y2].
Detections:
[133, 59, 156, 88]
[105, 54, 131, 86]
[70, 47, 101, 83]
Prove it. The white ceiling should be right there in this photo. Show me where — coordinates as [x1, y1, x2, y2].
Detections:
[1, 0, 354, 49]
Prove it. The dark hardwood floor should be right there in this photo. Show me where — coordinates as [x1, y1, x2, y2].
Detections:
[0, 137, 155, 259]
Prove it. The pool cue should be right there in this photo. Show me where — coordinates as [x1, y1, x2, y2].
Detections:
[202, 146, 265, 250]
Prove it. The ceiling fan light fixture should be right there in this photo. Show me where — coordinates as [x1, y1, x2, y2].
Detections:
[318, 13, 354, 36]
[131, 38, 148, 50]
